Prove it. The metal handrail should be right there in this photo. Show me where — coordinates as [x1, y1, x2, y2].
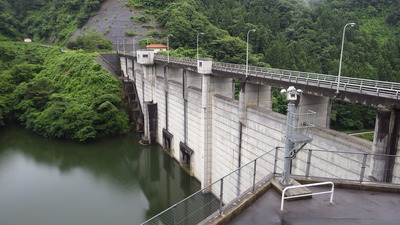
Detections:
[141, 147, 277, 225]
[281, 181, 334, 211]
[141, 146, 400, 224]
[214, 62, 399, 99]
[154, 55, 400, 100]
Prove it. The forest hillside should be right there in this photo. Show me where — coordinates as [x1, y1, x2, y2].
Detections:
[124, 0, 400, 130]
[1, 0, 400, 134]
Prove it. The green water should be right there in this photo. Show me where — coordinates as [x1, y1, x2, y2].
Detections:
[0, 124, 200, 225]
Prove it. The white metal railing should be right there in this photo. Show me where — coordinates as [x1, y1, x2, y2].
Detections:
[151, 55, 400, 100]
[141, 147, 400, 224]
[154, 54, 197, 67]
[281, 181, 334, 211]
[212, 61, 400, 100]
[141, 147, 277, 225]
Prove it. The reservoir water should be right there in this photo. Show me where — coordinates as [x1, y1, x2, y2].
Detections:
[0, 124, 200, 225]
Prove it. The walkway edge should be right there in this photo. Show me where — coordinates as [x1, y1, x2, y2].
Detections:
[203, 180, 272, 225]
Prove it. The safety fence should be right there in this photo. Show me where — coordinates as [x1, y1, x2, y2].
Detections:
[151, 54, 400, 100]
[141, 148, 277, 225]
[288, 148, 400, 184]
[141, 147, 400, 225]
[212, 61, 400, 100]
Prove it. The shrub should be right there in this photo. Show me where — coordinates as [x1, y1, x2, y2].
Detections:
[124, 30, 138, 36]
[68, 28, 112, 51]
[131, 15, 150, 22]
[146, 30, 163, 37]
[142, 24, 155, 29]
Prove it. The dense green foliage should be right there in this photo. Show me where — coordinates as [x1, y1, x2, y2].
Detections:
[0, 42, 129, 141]
[127, 0, 400, 130]
[0, 42, 48, 125]
[1, 0, 399, 135]
[128, 0, 400, 82]
[0, 0, 106, 44]
[66, 29, 113, 51]
[0, 0, 19, 40]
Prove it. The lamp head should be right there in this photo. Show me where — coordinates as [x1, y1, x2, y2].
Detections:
[349, 23, 356, 27]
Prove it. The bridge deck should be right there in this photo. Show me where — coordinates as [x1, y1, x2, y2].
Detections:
[148, 54, 400, 108]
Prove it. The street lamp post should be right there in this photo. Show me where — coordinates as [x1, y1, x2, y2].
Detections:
[336, 22, 355, 93]
[167, 34, 173, 63]
[246, 29, 256, 78]
[122, 37, 126, 54]
[146, 36, 153, 47]
[117, 38, 120, 53]
[197, 32, 204, 61]
[132, 37, 135, 55]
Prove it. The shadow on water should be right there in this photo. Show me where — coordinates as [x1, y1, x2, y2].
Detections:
[0, 124, 202, 224]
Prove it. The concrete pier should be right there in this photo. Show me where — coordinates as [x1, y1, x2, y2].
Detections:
[298, 93, 331, 128]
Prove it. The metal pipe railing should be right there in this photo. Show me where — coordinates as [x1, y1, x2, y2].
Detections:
[141, 147, 276, 225]
[141, 145, 400, 224]
[153, 54, 400, 99]
[281, 181, 334, 211]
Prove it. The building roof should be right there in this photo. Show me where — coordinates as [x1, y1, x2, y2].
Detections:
[146, 44, 168, 49]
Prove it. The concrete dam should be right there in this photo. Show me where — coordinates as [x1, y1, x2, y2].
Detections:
[100, 50, 400, 190]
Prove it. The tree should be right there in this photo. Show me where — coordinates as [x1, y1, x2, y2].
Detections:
[68, 28, 112, 51]
[209, 36, 246, 64]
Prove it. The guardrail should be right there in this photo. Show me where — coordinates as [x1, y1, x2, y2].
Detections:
[141, 147, 277, 225]
[141, 146, 400, 224]
[280, 181, 334, 211]
[155, 55, 197, 67]
[153, 55, 400, 100]
[213, 61, 400, 100]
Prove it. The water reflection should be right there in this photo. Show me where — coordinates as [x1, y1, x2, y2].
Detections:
[0, 124, 200, 225]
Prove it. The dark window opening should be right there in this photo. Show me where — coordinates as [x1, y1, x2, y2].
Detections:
[163, 128, 173, 151]
[180, 142, 194, 168]
[143, 54, 149, 58]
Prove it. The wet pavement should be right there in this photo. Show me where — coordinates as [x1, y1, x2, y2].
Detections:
[229, 186, 400, 225]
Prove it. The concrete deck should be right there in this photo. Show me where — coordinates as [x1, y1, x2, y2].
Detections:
[228, 185, 400, 225]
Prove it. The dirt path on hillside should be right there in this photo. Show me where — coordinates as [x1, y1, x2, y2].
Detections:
[70, 0, 160, 51]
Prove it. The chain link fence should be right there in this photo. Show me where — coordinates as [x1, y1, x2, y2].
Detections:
[142, 147, 400, 225]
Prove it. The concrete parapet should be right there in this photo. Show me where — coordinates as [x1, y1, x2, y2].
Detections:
[245, 83, 272, 110]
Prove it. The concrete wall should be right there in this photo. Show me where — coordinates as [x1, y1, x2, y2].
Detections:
[186, 87, 204, 181]
[124, 56, 397, 188]
[298, 94, 331, 128]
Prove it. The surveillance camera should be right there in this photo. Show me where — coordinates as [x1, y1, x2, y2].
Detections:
[287, 86, 296, 92]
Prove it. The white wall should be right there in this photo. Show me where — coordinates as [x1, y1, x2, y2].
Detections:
[127, 57, 389, 188]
